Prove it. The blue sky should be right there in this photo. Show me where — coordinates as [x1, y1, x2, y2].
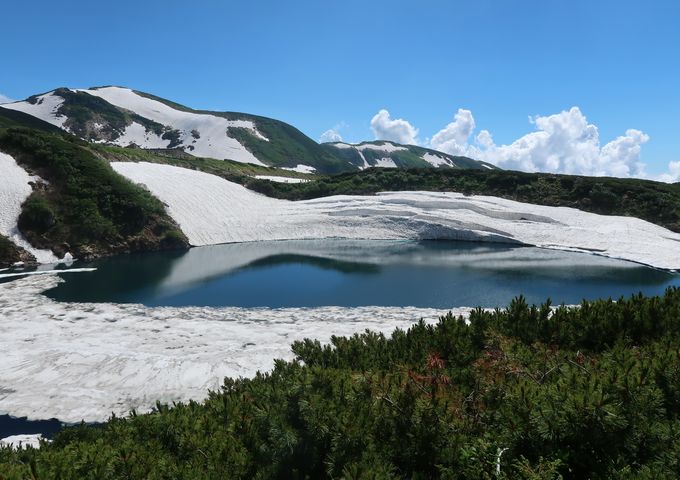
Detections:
[1, 0, 678, 177]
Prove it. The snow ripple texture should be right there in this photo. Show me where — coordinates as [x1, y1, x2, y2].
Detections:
[0, 275, 462, 423]
[113, 161, 680, 270]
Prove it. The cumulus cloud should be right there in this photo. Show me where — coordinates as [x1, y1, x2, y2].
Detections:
[430, 109, 476, 155]
[319, 128, 343, 143]
[0, 93, 14, 104]
[429, 106, 650, 178]
[370, 109, 419, 145]
[658, 161, 680, 183]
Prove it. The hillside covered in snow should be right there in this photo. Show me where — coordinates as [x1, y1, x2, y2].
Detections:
[0, 87, 491, 174]
[321, 140, 497, 170]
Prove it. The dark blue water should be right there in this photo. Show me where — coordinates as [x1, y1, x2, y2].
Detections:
[0, 415, 62, 440]
[44, 240, 680, 308]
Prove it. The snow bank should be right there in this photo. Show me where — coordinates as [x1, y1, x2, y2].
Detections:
[112, 162, 680, 270]
[0, 274, 462, 423]
[0, 152, 58, 263]
[0, 434, 44, 450]
[374, 157, 398, 168]
[254, 175, 310, 183]
[356, 142, 408, 153]
[72, 87, 267, 164]
[422, 152, 453, 167]
[282, 164, 316, 174]
[1, 92, 67, 128]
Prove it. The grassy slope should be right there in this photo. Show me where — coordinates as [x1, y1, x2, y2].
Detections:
[0, 119, 189, 261]
[244, 167, 680, 233]
[2, 289, 680, 478]
[92, 144, 316, 182]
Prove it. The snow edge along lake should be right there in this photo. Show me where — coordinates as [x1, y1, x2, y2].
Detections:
[112, 161, 680, 271]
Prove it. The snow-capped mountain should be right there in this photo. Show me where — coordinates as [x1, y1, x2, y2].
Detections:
[321, 140, 497, 170]
[0, 86, 493, 173]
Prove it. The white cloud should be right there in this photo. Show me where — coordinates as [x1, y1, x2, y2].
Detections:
[370, 109, 419, 145]
[319, 128, 343, 143]
[366, 105, 680, 181]
[0, 93, 14, 104]
[657, 161, 680, 183]
[430, 106, 650, 178]
[430, 109, 476, 155]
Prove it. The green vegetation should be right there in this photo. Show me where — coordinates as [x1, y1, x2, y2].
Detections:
[3, 289, 680, 478]
[93, 144, 315, 181]
[0, 127, 188, 259]
[245, 167, 680, 233]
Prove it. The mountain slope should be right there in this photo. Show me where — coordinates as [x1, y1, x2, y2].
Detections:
[1, 87, 349, 173]
[1, 87, 494, 173]
[321, 140, 497, 170]
[0, 113, 189, 265]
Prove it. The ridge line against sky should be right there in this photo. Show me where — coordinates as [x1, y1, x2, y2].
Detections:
[1, 0, 678, 180]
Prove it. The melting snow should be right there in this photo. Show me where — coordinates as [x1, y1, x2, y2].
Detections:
[373, 157, 398, 168]
[0, 434, 45, 450]
[0, 274, 463, 423]
[422, 152, 453, 167]
[254, 175, 310, 183]
[1, 92, 67, 128]
[0, 152, 58, 263]
[282, 164, 316, 174]
[72, 87, 267, 164]
[112, 162, 680, 270]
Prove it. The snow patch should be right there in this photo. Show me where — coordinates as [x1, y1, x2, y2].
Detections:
[329, 142, 408, 153]
[0, 152, 58, 263]
[422, 152, 453, 167]
[373, 157, 398, 168]
[74, 87, 267, 165]
[111, 162, 680, 270]
[282, 164, 317, 174]
[0, 434, 45, 449]
[356, 142, 408, 153]
[254, 175, 310, 183]
[1, 92, 67, 128]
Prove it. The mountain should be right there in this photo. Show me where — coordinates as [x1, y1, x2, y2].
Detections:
[321, 140, 498, 170]
[0, 87, 493, 173]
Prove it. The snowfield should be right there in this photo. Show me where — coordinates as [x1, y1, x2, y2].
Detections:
[0, 434, 45, 450]
[282, 164, 316, 174]
[0, 152, 57, 263]
[0, 274, 462, 423]
[75, 87, 267, 163]
[112, 161, 680, 270]
[4, 87, 269, 164]
[254, 175, 310, 183]
[1, 92, 67, 129]
[330, 141, 408, 153]
[422, 152, 455, 167]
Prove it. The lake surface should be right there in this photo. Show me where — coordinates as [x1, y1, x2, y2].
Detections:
[44, 240, 680, 308]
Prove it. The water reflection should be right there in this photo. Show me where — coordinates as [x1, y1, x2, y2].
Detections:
[45, 240, 678, 308]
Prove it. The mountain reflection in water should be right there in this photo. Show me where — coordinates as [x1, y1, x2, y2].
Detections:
[45, 240, 678, 308]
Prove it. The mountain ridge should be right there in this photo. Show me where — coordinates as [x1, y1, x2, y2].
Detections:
[1, 86, 492, 173]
